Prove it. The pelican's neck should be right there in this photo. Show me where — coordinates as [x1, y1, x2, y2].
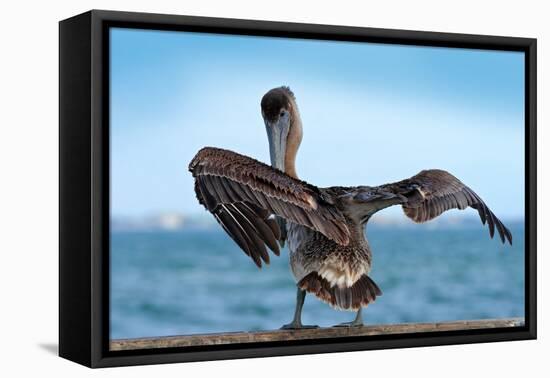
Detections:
[285, 100, 303, 179]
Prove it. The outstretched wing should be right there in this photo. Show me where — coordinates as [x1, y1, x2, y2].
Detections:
[188, 147, 350, 267]
[345, 169, 512, 244]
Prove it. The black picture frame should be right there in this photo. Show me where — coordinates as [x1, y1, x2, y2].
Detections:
[59, 9, 537, 368]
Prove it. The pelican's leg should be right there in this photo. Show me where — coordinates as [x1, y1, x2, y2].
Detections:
[280, 288, 319, 329]
[334, 307, 364, 327]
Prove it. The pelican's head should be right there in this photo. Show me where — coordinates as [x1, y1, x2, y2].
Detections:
[261, 86, 302, 175]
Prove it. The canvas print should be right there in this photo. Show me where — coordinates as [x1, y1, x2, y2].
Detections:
[109, 27, 525, 349]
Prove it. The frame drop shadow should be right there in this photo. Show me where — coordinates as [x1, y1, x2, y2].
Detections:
[38, 343, 58, 355]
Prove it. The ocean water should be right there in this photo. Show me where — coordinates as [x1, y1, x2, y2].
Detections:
[110, 222, 525, 340]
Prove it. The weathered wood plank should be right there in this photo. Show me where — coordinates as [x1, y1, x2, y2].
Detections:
[110, 317, 524, 351]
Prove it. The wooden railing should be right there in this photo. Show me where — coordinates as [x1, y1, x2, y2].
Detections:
[110, 317, 523, 351]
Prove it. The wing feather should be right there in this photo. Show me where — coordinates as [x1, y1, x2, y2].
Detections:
[189, 147, 350, 267]
[348, 169, 512, 245]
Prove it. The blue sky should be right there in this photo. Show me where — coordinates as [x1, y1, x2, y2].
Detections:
[110, 28, 525, 220]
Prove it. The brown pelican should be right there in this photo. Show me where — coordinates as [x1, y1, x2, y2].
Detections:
[188, 86, 512, 329]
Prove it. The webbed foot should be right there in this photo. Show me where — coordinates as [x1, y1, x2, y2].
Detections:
[333, 308, 363, 327]
[333, 320, 363, 327]
[280, 321, 319, 330]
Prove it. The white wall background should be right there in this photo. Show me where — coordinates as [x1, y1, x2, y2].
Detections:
[0, 0, 546, 376]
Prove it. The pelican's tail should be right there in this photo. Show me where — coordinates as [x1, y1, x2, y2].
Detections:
[298, 272, 382, 311]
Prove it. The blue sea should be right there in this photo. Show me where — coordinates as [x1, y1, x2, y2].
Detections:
[110, 222, 525, 340]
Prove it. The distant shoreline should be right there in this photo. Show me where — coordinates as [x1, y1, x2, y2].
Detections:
[110, 214, 525, 233]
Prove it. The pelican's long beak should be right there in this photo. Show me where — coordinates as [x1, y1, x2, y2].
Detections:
[265, 116, 290, 172]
